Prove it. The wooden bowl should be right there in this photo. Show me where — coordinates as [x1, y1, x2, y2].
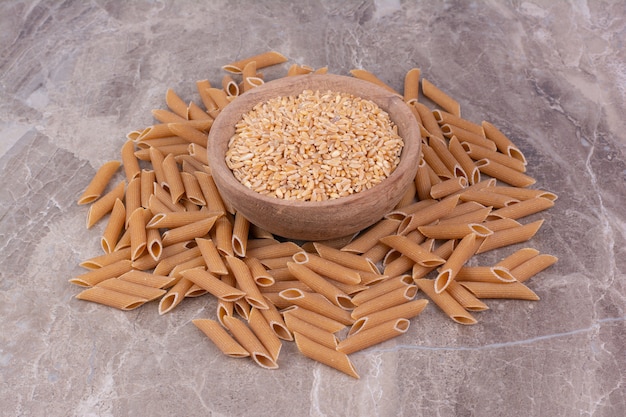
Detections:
[207, 74, 421, 241]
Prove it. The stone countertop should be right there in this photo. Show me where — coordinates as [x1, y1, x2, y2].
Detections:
[1, 1, 624, 416]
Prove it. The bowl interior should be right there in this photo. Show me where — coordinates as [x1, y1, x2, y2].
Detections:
[207, 73, 421, 240]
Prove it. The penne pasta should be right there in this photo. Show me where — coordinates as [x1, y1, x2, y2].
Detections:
[247, 308, 282, 362]
[101, 198, 125, 253]
[118, 270, 176, 289]
[432, 109, 483, 135]
[158, 277, 196, 314]
[351, 275, 413, 306]
[510, 254, 558, 283]
[287, 262, 354, 310]
[461, 141, 526, 173]
[195, 237, 229, 276]
[75, 286, 147, 311]
[165, 88, 189, 119]
[448, 136, 481, 184]
[226, 255, 269, 310]
[128, 207, 148, 261]
[398, 195, 460, 235]
[349, 68, 399, 94]
[429, 136, 467, 179]
[281, 305, 346, 333]
[151, 108, 186, 124]
[96, 278, 166, 302]
[187, 100, 212, 120]
[429, 176, 468, 199]
[246, 241, 302, 260]
[192, 319, 249, 358]
[222, 51, 288, 74]
[293, 332, 359, 379]
[213, 215, 234, 257]
[441, 124, 497, 151]
[222, 315, 278, 369]
[459, 189, 520, 209]
[349, 299, 428, 336]
[421, 78, 460, 116]
[337, 318, 410, 355]
[474, 158, 536, 188]
[455, 266, 516, 283]
[86, 180, 126, 228]
[489, 186, 558, 202]
[445, 280, 489, 311]
[313, 242, 379, 274]
[283, 313, 338, 349]
[167, 122, 209, 147]
[414, 157, 432, 201]
[278, 288, 354, 325]
[147, 210, 219, 229]
[488, 196, 555, 220]
[221, 74, 240, 96]
[418, 222, 492, 240]
[259, 297, 292, 340]
[379, 235, 445, 267]
[124, 176, 142, 227]
[194, 172, 227, 214]
[161, 216, 218, 247]
[495, 247, 540, 270]
[69, 259, 133, 287]
[434, 232, 477, 293]
[180, 268, 246, 301]
[153, 245, 202, 276]
[459, 281, 540, 300]
[415, 279, 477, 325]
[243, 257, 274, 287]
[140, 169, 155, 209]
[403, 68, 421, 104]
[421, 141, 453, 179]
[476, 220, 544, 254]
[121, 140, 141, 182]
[161, 153, 185, 204]
[413, 102, 445, 140]
[482, 121, 527, 164]
[341, 218, 401, 254]
[78, 160, 121, 205]
[350, 285, 417, 320]
[232, 211, 250, 257]
[293, 252, 362, 285]
[180, 171, 206, 206]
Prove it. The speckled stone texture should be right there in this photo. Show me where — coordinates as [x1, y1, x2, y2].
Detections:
[1, 1, 624, 416]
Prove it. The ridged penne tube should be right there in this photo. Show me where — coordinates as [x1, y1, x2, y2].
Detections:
[476, 220, 544, 254]
[139, 170, 155, 209]
[232, 211, 250, 257]
[121, 140, 141, 182]
[415, 279, 477, 325]
[148, 146, 166, 187]
[430, 136, 467, 179]
[226, 256, 268, 310]
[137, 123, 173, 141]
[101, 199, 125, 253]
[128, 207, 148, 261]
[441, 124, 497, 151]
[510, 254, 558, 283]
[341, 219, 401, 254]
[187, 142, 209, 166]
[259, 297, 292, 341]
[195, 237, 228, 275]
[445, 280, 489, 311]
[184, 283, 207, 298]
[475, 159, 536, 188]
[241, 61, 258, 93]
[482, 121, 527, 164]
[489, 186, 557, 202]
[432, 109, 483, 135]
[222, 315, 278, 370]
[403, 68, 421, 104]
[283, 313, 338, 349]
[167, 123, 209, 147]
[179, 171, 205, 206]
[430, 176, 468, 199]
[398, 195, 460, 235]
[459, 189, 519, 209]
[161, 216, 218, 247]
[247, 308, 282, 362]
[161, 154, 185, 204]
[206, 87, 230, 111]
[422, 78, 460, 117]
[379, 235, 445, 267]
[292, 252, 362, 286]
[419, 222, 492, 240]
[177, 154, 208, 175]
[437, 206, 492, 226]
[216, 299, 234, 328]
[214, 216, 234, 257]
[165, 88, 188, 119]
[261, 280, 311, 294]
[243, 257, 274, 287]
[350, 285, 417, 320]
[146, 193, 170, 217]
[349, 299, 428, 336]
[414, 157, 432, 201]
[495, 247, 540, 270]
[96, 278, 166, 301]
[152, 246, 202, 276]
[434, 232, 477, 293]
[480, 218, 521, 232]
[287, 262, 354, 310]
[349, 69, 398, 94]
[153, 183, 185, 212]
[287, 63, 314, 76]
[234, 298, 251, 320]
[459, 281, 540, 300]
[293, 332, 359, 379]
[180, 268, 245, 301]
[187, 100, 212, 120]
[70, 259, 133, 287]
[246, 241, 302, 260]
[124, 176, 141, 227]
[86, 180, 126, 228]
[113, 228, 130, 251]
[259, 256, 292, 270]
[351, 275, 413, 306]
[168, 256, 205, 283]
[151, 108, 186, 123]
[413, 102, 445, 140]
[411, 239, 455, 280]
[383, 255, 415, 278]
[196, 79, 215, 109]
[448, 136, 481, 185]
[136, 144, 191, 160]
[118, 270, 176, 289]
[362, 242, 391, 266]
[80, 247, 132, 270]
[147, 210, 219, 229]
[221, 74, 240, 96]
[75, 286, 147, 311]
[489, 197, 555, 220]
[278, 288, 354, 325]
[338, 318, 410, 355]
[222, 51, 288, 74]
[461, 141, 526, 173]
[313, 242, 379, 274]
[455, 266, 516, 283]
[158, 277, 195, 314]
[192, 319, 249, 358]
[194, 172, 226, 214]
[78, 160, 121, 205]
[422, 141, 453, 178]
[281, 305, 345, 333]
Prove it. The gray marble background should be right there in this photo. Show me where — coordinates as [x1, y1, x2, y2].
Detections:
[1, 1, 624, 416]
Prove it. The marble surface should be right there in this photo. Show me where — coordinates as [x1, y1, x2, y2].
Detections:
[1, 1, 625, 416]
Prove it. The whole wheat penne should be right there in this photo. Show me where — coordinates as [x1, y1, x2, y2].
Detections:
[247, 308, 282, 362]
[121, 140, 141, 182]
[281, 305, 346, 333]
[137, 124, 173, 141]
[338, 318, 410, 354]
[70, 258, 133, 288]
[128, 207, 148, 261]
[165, 88, 188, 119]
[161, 154, 185, 204]
[158, 277, 195, 314]
[147, 227, 163, 262]
[283, 313, 338, 349]
[313, 242, 379, 274]
[432, 109, 483, 135]
[180, 268, 245, 301]
[118, 270, 176, 289]
[153, 245, 202, 276]
[430, 176, 468, 199]
[192, 319, 249, 358]
[78, 160, 121, 205]
[147, 146, 166, 187]
[178, 154, 209, 174]
[234, 298, 251, 320]
[246, 241, 302, 259]
[475, 159, 536, 188]
[154, 183, 186, 212]
[349, 299, 428, 336]
[222, 51, 288, 74]
[455, 266, 516, 283]
[430, 136, 467, 179]
[482, 121, 527, 164]
[261, 280, 312, 294]
[101, 199, 126, 253]
[461, 141, 526, 173]
[216, 299, 234, 327]
[414, 157, 432, 200]
[459, 281, 540, 300]
[342, 219, 401, 253]
[241, 61, 258, 93]
[206, 87, 230, 111]
[476, 219, 544, 254]
[168, 257, 205, 283]
[179, 171, 205, 206]
[226, 255, 269, 310]
[398, 195, 460, 235]
[351, 285, 417, 320]
[214, 216, 234, 257]
[221, 74, 240, 96]
[351, 275, 413, 306]
[259, 256, 292, 270]
[259, 297, 292, 340]
[481, 218, 521, 232]
[135, 144, 191, 161]
[222, 315, 278, 369]
[113, 228, 131, 252]
[130, 240, 192, 271]
[349, 69, 398, 94]
[488, 197, 555, 220]
[287, 64, 314, 76]
[243, 257, 274, 287]
[459, 189, 520, 208]
[411, 239, 455, 280]
[232, 211, 250, 257]
[441, 124, 497, 151]
[292, 252, 362, 285]
[362, 242, 391, 266]
[187, 100, 212, 121]
[419, 222, 492, 240]
[194, 237, 228, 275]
[148, 193, 173, 215]
[278, 288, 354, 325]
[510, 254, 558, 283]
[437, 206, 492, 226]
[161, 216, 217, 246]
[422, 78, 460, 116]
[139, 170, 155, 209]
[422, 141, 453, 179]
[86, 180, 126, 228]
[489, 186, 557, 202]
[187, 142, 209, 166]
[414, 102, 445, 140]
[293, 332, 359, 379]
[287, 262, 354, 310]
[403, 68, 421, 104]
[445, 280, 489, 311]
[167, 123, 209, 147]
[80, 248, 132, 270]
[151, 108, 187, 124]
[379, 235, 445, 267]
[75, 286, 147, 311]
[448, 136, 481, 184]
[416, 279, 476, 324]
[124, 176, 141, 227]
[434, 232, 477, 293]
[495, 247, 540, 270]
[96, 278, 166, 302]
[383, 255, 415, 278]
[194, 172, 227, 214]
